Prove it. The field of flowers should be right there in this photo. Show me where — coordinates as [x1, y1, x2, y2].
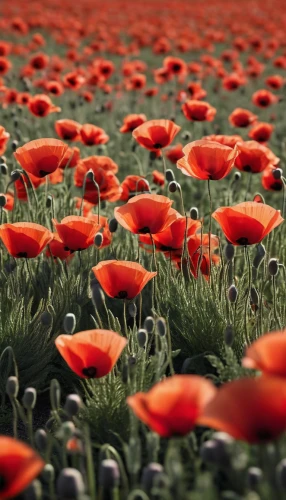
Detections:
[0, 0, 286, 498]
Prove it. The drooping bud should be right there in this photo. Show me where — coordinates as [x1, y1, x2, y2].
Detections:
[224, 325, 235, 347]
[91, 280, 105, 308]
[108, 218, 118, 233]
[141, 463, 163, 493]
[12, 140, 18, 152]
[41, 464, 55, 484]
[10, 170, 21, 182]
[143, 316, 155, 333]
[276, 459, 286, 489]
[23, 387, 37, 410]
[156, 317, 166, 337]
[94, 232, 103, 248]
[250, 286, 259, 305]
[253, 243, 266, 269]
[41, 311, 53, 327]
[35, 429, 48, 453]
[64, 394, 82, 418]
[228, 284, 238, 303]
[0, 163, 7, 175]
[168, 181, 178, 193]
[0, 194, 6, 208]
[224, 243, 234, 261]
[234, 172, 241, 181]
[272, 168, 283, 180]
[46, 195, 53, 208]
[63, 313, 76, 334]
[268, 258, 279, 277]
[165, 169, 175, 182]
[86, 170, 94, 181]
[99, 459, 120, 489]
[128, 302, 137, 318]
[56, 468, 85, 498]
[6, 376, 19, 398]
[50, 379, 61, 410]
[23, 479, 42, 500]
[247, 467, 263, 490]
[137, 329, 147, 348]
[182, 131, 191, 141]
[190, 207, 199, 220]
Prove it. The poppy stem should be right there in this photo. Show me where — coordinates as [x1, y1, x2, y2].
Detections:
[139, 292, 142, 328]
[161, 151, 167, 185]
[207, 180, 212, 283]
[282, 177, 286, 218]
[244, 246, 252, 344]
[244, 173, 252, 201]
[178, 183, 185, 216]
[92, 179, 101, 224]
[272, 275, 282, 329]
[123, 300, 129, 338]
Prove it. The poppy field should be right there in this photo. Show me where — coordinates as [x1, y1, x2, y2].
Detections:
[1, 0, 286, 498]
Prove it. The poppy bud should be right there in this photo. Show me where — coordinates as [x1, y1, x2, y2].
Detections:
[108, 218, 118, 233]
[121, 363, 129, 384]
[247, 467, 263, 490]
[156, 317, 166, 337]
[234, 172, 241, 181]
[23, 387, 37, 410]
[257, 243, 266, 257]
[0, 194, 6, 208]
[128, 302, 137, 318]
[277, 459, 286, 489]
[165, 169, 175, 182]
[224, 325, 235, 347]
[200, 440, 217, 463]
[46, 195, 53, 208]
[99, 459, 120, 489]
[94, 232, 103, 248]
[60, 421, 76, 439]
[50, 379, 61, 410]
[63, 313, 76, 334]
[273, 168, 283, 180]
[6, 375, 19, 398]
[64, 394, 82, 418]
[250, 286, 259, 305]
[42, 464, 55, 484]
[190, 207, 199, 220]
[86, 170, 94, 181]
[0, 163, 7, 175]
[56, 468, 85, 499]
[35, 429, 48, 453]
[268, 258, 279, 276]
[168, 181, 178, 193]
[143, 316, 155, 333]
[141, 463, 163, 493]
[137, 329, 148, 348]
[182, 131, 191, 141]
[14, 118, 19, 128]
[1, 156, 6, 162]
[91, 282, 105, 308]
[12, 140, 18, 152]
[10, 169, 21, 182]
[41, 311, 53, 327]
[228, 284, 238, 303]
[23, 479, 42, 500]
[149, 151, 157, 161]
[224, 243, 234, 261]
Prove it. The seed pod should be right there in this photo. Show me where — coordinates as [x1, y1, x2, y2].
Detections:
[190, 207, 199, 220]
[277, 459, 286, 489]
[91, 282, 105, 308]
[224, 325, 234, 347]
[6, 376, 19, 398]
[224, 243, 234, 261]
[64, 394, 82, 418]
[128, 302, 137, 318]
[41, 464, 54, 483]
[247, 467, 263, 490]
[253, 244, 266, 269]
[56, 468, 85, 498]
[99, 459, 120, 489]
[200, 440, 217, 463]
[273, 168, 283, 180]
[156, 317, 166, 337]
[41, 311, 53, 327]
[165, 169, 175, 182]
[137, 329, 147, 348]
[0, 163, 7, 175]
[108, 218, 118, 233]
[143, 316, 155, 333]
[46, 195, 53, 208]
[60, 421, 76, 439]
[50, 379, 61, 410]
[268, 258, 279, 276]
[141, 463, 163, 493]
[94, 232, 103, 248]
[24, 479, 42, 500]
[0, 194, 6, 208]
[12, 140, 18, 152]
[35, 429, 48, 453]
[182, 131, 191, 140]
[86, 170, 94, 181]
[168, 181, 178, 193]
[228, 284, 238, 303]
[63, 313, 76, 334]
[23, 387, 37, 410]
[250, 286, 259, 305]
[10, 170, 21, 182]
[234, 172, 241, 181]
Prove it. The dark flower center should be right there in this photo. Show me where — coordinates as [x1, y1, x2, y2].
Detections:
[271, 182, 282, 191]
[82, 366, 97, 378]
[0, 475, 6, 491]
[153, 143, 162, 149]
[115, 290, 128, 299]
[17, 252, 28, 257]
[236, 237, 249, 245]
[138, 226, 151, 234]
[255, 428, 274, 441]
[259, 98, 269, 106]
[243, 165, 252, 172]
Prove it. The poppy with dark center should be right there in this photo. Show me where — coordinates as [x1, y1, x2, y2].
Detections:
[114, 193, 180, 235]
[0, 436, 44, 499]
[163, 56, 187, 76]
[80, 124, 109, 146]
[187, 82, 207, 100]
[55, 119, 82, 141]
[262, 167, 283, 192]
[234, 141, 279, 174]
[132, 119, 181, 152]
[52, 216, 100, 252]
[63, 71, 85, 90]
[74, 156, 121, 205]
[182, 100, 216, 122]
[229, 108, 258, 128]
[0, 222, 53, 258]
[28, 94, 61, 117]
[29, 52, 49, 70]
[55, 329, 127, 379]
[265, 75, 285, 90]
[125, 73, 146, 91]
[198, 376, 286, 444]
[46, 233, 73, 261]
[177, 140, 239, 180]
[0, 126, 10, 155]
[14, 138, 68, 178]
[119, 114, 147, 133]
[252, 89, 278, 108]
[127, 375, 217, 437]
[59, 146, 80, 170]
[166, 143, 184, 164]
[202, 134, 243, 149]
[187, 233, 220, 280]
[92, 260, 157, 299]
[152, 216, 201, 256]
[248, 122, 274, 144]
[45, 80, 64, 96]
[212, 201, 283, 246]
[0, 57, 12, 76]
[243, 330, 286, 377]
[120, 175, 150, 201]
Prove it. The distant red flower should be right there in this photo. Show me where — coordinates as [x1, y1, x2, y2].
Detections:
[212, 201, 283, 245]
[28, 94, 61, 117]
[120, 175, 150, 201]
[202, 134, 242, 148]
[265, 75, 285, 90]
[163, 56, 187, 76]
[53, 215, 100, 252]
[16, 92, 31, 106]
[0, 193, 14, 211]
[132, 119, 181, 152]
[188, 233, 220, 280]
[46, 233, 72, 261]
[182, 100, 216, 122]
[144, 87, 159, 97]
[60, 146, 80, 169]
[55, 329, 127, 379]
[166, 143, 184, 164]
[229, 108, 257, 128]
[63, 71, 85, 90]
[154, 67, 172, 85]
[0, 57, 12, 76]
[80, 124, 109, 146]
[46, 81, 64, 96]
[74, 156, 121, 204]
[186, 82, 207, 100]
[55, 119, 82, 141]
[0, 222, 52, 258]
[234, 141, 279, 174]
[126, 73, 146, 90]
[0, 126, 10, 155]
[261, 167, 283, 192]
[14, 138, 68, 178]
[153, 216, 201, 257]
[152, 170, 165, 186]
[127, 375, 217, 437]
[248, 122, 274, 144]
[120, 114, 147, 133]
[252, 89, 278, 108]
[29, 52, 49, 70]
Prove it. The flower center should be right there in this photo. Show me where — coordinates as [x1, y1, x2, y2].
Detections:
[82, 366, 97, 378]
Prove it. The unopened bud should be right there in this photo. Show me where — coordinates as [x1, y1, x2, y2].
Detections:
[0, 163, 7, 175]
[268, 258, 279, 277]
[168, 181, 178, 193]
[128, 302, 137, 318]
[94, 232, 103, 248]
[99, 459, 120, 489]
[273, 168, 283, 180]
[24, 479, 42, 500]
[0, 194, 6, 208]
[41, 464, 54, 484]
[86, 170, 94, 181]
[224, 325, 235, 346]
[35, 429, 48, 453]
[234, 172, 241, 181]
[56, 468, 85, 498]
[250, 286, 259, 305]
[108, 218, 118, 233]
[23, 387, 37, 410]
[12, 140, 18, 152]
[91, 281, 105, 307]
[63, 313, 76, 334]
[156, 317, 166, 336]
[190, 207, 199, 220]
[247, 467, 263, 490]
[46, 195, 53, 208]
[50, 379, 61, 410]
[228, 284, 238, 303]
[182, 131, 191, 140]
[41, 311, 53, 327]
[60, 421, 76, 439]
[143, 316, 155, 333]
[64, 394, 82, 418]
[10, 170, 21, 182]
[137, 329, 148, 348]
[165, 169, 175, 182]
[141, 463, 163, 493]
[224, 243, 234, 261]
[6, 376, 19, 398]
[200, 440, 217, 464]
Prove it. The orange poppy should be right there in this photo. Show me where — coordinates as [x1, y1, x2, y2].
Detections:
[120, 175, 150, 201]
[182, 100, 216, 122]
[53, 216, 100, 252]
[80, 124, 109, 146]
[0, 222, 53, 258]
[74, 157, 121, 205]
[144, 87, 159, 97]
[125, 73, 146, 91]
[28, 94, 61, 117]
[166, 143, 184, 164]
[0, 436, 44, 499]
[63, 71, 85, 90]
[120, 114, 147, 133]
[265, 75, 285, 90]
[0, 126, 10, 155]
[46, 80, 64, 96]
[154, 67, 172, 85]
[132, 119, 181, 152]
[60, 146, 80, 169]
[55, 119, 82, 141]
[152, 216, 201, 256]
[0, 193, 14, 211]
[243, 331, 286, 376]
[186, 82, 207, 100]
[92, 260, 157, 300]
[163, 56, 188, 76]
[14, 138, 68, 178]
[198, 376, 286, 443]
[29, 52, 49, 70]
[0, 57, 12, 76]
[262, 167, 283, 192]
[248, 122, 274, 144]
[127, 375, 216, 437]
[46, 233, 72, 261]
[55, 329, 127, 378]
[177, 140, 238, 180]
[88, 215, 112, 248]
[114, 193, 180, 234]
[75, 155, 118, 176]
[252, 89, 278, 108]
[152, 170, 165, 186]
[234, 141, 279, 174]
[202, 134, 242, 148]
[229, 108, 257, 128]
[222, 73, 246, 91]
[187, 233, 220, 279]
[16, 92, 31, 106]
[212, 201, 283, 246]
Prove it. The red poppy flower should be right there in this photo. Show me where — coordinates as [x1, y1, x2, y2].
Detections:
[0, 222, 53, 258]
[177, 140, 238, 180]
[154, 67, 173, 85]
[144, 87, 159, 97]
[166, 143, 184, 164]
[0, 126, 9, 155]
[92, 260, 157, 300]
[46, 81, 64, 96]
[46, 233, 72, 261]
[229, 108, 258, 128]
[60, 147, 80, 169]
[242, 331, 286, 376]
[198, 376, 286, 444]
[63, 71, 85, 90]
[182, 100, 216, 122]
[80, 124, 109, 146]
[127, 375, 217, 437]
[14, 138, 68, 178]
[74, 156, 121, 204]
[152, 170, 165, 186]
[222, 73, 246, 91]
[265, 75, 285, 90]
[252, 89, 278, 108]
[262, 167, 283, 192]
[212, 201, 283, 246]
[28, 94, 61, 117]
[187, 82, 207, 100]
[163, 56, 188, 76]
[29, 52, 49, 70]
[234, 141, 279, 174]
[132, 119, 181, 152]
[88, 215, 112, 248]
[187, 233, 220, 280]
[14, 172, 44, 201]
[16, 92, 31, 106]
[55, 329, 127, 378]
[0, 57, 12, 76]
[55, 119, 82, 141]
[153, 216, 201, 256]
[0, 193, 14, 211]
[202, 134, 242, 148]
[52, 216, 100, 252]
[120, 175, 150, 201]
[248, 122, 274, 144]
[0, 436, 44, 499]
[125, 73, 146, 91]
[1, 88, 18, 108]
[114, 193, 180, 235]
[120, 114, 147, 133]
[0, 41, 11, 57]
